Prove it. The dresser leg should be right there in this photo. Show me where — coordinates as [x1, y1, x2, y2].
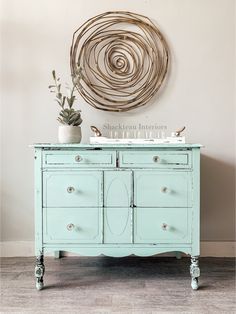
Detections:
[35, 253, 45, 290]
[190, 256, 200, 290]
[54, 251, 61, 259]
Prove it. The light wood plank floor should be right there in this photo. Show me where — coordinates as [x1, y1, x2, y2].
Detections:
[1, 256, 235, 313]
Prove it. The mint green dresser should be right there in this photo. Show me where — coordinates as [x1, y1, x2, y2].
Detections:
[33, 143, 201, 290]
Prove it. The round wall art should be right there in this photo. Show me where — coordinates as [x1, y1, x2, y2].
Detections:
[70, 11, 169, 112]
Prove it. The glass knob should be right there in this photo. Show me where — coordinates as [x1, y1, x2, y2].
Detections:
[153, 156, 160, 163]
[67, 186, 75, 193]
[161, 223, 169, 231]
[75, 155, 82, 162]
[67, 223, 75, 231]
[160, 186, 168, 193]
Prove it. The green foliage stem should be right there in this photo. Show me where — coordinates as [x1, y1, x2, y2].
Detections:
[49, 70, 82, 126]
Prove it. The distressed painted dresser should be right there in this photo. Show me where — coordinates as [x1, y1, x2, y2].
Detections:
[33, 143, 201, 290]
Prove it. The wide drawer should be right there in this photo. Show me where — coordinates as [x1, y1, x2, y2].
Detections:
[134, 207, 191, 243]
[43, 171, 103, 207]
[119, 150, 191, 168]
[43, 150, 116, 167]
[43, 208, 102, 243]
[134, 171, 192, 207]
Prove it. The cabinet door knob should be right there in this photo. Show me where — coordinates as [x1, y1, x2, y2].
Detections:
[161, 223, 169, 231]
[75, 155, 82, 162]
[67, 186, 75, 193]
[160, 186, 168, 193]
[67, 223, 75, 231]
[153, 156, 160, 163]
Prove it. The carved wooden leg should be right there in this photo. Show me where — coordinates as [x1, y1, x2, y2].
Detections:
[190, 256, 200, 290]
[35, 253, 45, 290]
[54, 251, 61, 259]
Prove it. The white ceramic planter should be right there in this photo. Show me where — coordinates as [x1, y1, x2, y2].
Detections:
[58, 125, 82, 144]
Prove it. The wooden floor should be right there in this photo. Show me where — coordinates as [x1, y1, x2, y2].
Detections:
[1, 256, 235, 313]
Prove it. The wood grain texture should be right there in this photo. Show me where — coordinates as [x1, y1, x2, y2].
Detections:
[1, 256, 235, 313]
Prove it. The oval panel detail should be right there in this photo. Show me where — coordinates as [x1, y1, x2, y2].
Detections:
[105, 177, 130, 207]
[105, 208, 130, 236]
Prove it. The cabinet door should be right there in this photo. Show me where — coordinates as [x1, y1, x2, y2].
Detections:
[104, 171, 132, 243]
[134, 207, 191, 243]
[134, 171, 192, 207]
[104, 207, 132, 243]
[104, 171, 132, 207]
[43, 171, 103, 207]
[43, 208, 102, 243]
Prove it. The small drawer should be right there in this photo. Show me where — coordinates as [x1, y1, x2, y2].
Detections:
[43, 207, 102, 243]
[134, 171, 192, 207]
[134, 207, 191, 244]
[119, 150, 191, 168]
[43, 171, 103, 207]
[43, 150, 116, 168]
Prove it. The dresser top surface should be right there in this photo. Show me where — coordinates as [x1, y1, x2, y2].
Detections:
[31, 143, 202, 149]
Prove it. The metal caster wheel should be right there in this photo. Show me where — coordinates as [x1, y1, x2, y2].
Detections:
[191, 278, 198, 290]
[36, 279, 44, 290]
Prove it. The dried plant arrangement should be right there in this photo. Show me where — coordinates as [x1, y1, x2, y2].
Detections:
[49, 70, 82, 126]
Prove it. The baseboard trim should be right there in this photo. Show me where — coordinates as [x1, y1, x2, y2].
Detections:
[0, 241, 235, 257]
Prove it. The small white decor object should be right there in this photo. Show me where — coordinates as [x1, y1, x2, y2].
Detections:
[89, 126, 186, 145]
[58, 125, 81, 144]
[89, 136, 185, 145]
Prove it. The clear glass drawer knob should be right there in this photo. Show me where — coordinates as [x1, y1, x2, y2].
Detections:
[161, 223, 169, 231]
[67, 223, 75, 231]
[153, 156, 160, 163]
[67, 186, 75, 193]
[75, 155, 82, 162]
[160, 186, 168, 193]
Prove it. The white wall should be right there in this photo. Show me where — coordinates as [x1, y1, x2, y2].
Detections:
[0, 0, 235, 250]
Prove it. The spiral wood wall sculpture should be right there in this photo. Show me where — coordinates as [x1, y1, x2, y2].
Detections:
[70, 11, 169, 112]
